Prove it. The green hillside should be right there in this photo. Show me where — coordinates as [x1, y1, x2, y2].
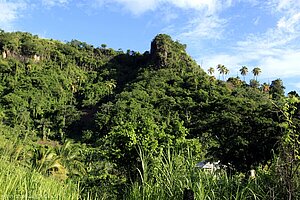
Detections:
[0, 30, 299, 199]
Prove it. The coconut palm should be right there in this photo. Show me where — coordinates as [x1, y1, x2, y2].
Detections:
[217, 64, 226, 80]
[207, 67, 214, 75]
[252, 67, 261, 81]
[224, 67, 230, 80]
[239, 66, 248, 81]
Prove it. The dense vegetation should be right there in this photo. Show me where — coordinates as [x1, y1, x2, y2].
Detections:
[0, 30, 299, 199]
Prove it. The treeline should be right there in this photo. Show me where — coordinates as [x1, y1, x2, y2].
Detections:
[0, 30, 299, 199]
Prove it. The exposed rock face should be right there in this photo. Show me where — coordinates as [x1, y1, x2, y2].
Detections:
[150, 34, 192, 69]
[150, 34, 171, 68]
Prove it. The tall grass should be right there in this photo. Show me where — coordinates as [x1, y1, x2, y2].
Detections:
[0, 128, 84, 200]
[1, 125, 299, 200]
[125, 148, 300, 200]
[0, 158, 80, 199]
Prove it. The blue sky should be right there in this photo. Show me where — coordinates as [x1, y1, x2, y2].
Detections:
[1, 0, 300, 93]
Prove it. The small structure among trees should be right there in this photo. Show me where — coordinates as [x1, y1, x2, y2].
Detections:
[196, 161, 221, 172]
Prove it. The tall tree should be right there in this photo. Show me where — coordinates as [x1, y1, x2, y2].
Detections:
[252, 67, 261, 81]
[217, 64, 228, 80]
[250, 79, 260, 88]
[217, 64, 224, 80]
[204, 87, 282, 172]
[239, 66, 248, 81]
[269, 79, 285, 100]
[224, 67, 229, 80]
[207, 67, 214, 76]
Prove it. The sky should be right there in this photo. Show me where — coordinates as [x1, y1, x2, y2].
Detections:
[1, 0, 300, 93]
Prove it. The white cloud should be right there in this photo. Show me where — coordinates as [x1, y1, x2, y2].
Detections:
[108, 0, 158, 15]
[236, 5, 300, 49]
[89, 0, 230, 41]
[237, 30, 296, 51]
[259, 50, 300, 78]
[178, 15, 227, 40]
[89, 0, 158, 15]
[0, 0, 27, 30]
[277, 12, 300, 33]
[170, 0, 222, 14]
[170, 0, 233, 13]
[203, 1, 300, 80]
[201, 43, 300, 80]
[201, 54, 245, 71]
[42, 0, 70, 7]
[203, 36, 300, 79]
[159, 7, 178, 23]
[90, 0, 228, 15]
[200, 48, 300, 80]
[270, 0, 300, 12]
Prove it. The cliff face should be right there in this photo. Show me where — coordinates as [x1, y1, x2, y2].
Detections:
[150, 34, 171, 67]
[150, 34, 197, 70]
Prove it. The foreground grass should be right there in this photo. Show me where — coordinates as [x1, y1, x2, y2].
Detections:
[0, 131, 81, 200]
[0, 129, 298, 199]
[125, 148, 300, 200]
[0, 158, 80, 199]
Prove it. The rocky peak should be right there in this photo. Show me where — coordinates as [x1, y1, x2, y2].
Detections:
[150, 34, 173, 67]
[150, 34, 189, 68]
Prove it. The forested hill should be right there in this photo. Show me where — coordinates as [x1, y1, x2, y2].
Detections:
[0, 31, 299, 199]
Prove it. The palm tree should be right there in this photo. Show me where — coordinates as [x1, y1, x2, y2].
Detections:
[55, 140, 86, 177]
[217, 64, 225, 80]
[31, 146, 62, 175]
[224, 67, 229, 80]
[252, 67, 261, 81]
[239, 66, 248, 81]
[207, 67, 214, 76]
